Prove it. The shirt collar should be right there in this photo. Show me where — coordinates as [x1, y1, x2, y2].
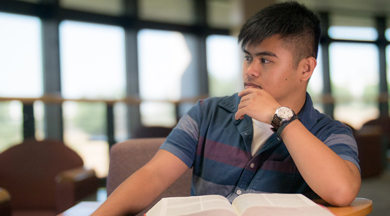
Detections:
[297, 92, 318, 132]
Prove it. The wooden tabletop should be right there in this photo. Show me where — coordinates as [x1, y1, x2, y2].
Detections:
[58, 198, 372, 216]
[327, 198, 373, 216]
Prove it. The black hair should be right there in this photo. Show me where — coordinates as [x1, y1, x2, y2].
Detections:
[238, 1, 321, 64]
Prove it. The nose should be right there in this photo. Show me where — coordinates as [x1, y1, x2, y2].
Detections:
[245, 61, 260, 78]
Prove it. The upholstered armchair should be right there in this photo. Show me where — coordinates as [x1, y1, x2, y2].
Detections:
[0, 187, 11, 216]
[0, 139, 99, 216]
[362, 117, 390, 167]
[354, 125, 385, 178]
[106, 138, 192, 216]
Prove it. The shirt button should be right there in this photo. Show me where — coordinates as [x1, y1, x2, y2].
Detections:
[250, 163, 255, 168]
[236, 190, 242, 195]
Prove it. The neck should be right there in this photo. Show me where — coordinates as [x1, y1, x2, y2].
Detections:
[278, 91, 307, 115]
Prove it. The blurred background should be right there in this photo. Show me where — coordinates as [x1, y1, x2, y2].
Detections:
[0, 0, 389, 214]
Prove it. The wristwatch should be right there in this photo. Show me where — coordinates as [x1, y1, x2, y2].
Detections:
[271, 106, 298, 139]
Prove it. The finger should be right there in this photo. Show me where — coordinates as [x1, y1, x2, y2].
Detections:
[235, 112, 245, 120]
[238, 88, 255, 97]
[238, 91, 254, 103]
[237, 100, 249, 110]
[235, 107, 246, 120]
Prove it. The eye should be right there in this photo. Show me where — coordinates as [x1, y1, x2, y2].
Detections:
[261, 58, 270, 64]
[244, 55, 253, 63]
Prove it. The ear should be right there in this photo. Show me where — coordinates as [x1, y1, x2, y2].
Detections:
[298, 57, 317, 82]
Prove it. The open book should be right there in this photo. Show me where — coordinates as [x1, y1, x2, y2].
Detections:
[145, 193, 334, 216]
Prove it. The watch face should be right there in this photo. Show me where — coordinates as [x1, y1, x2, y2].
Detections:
[276, 107, 294, 119]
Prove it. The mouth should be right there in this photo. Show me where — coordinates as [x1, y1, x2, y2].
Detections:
[244, 82, 262, 89]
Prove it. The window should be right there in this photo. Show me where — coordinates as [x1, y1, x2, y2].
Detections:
[60, 21, 126, 177]
[330, 42, 379, 129]
[0, 12, 43, 150]
[329, 15, 377, 41]
[138, 29, 192, 127]
[0, 13, 42, 97]
[62, 101, 108, 178]
[60, 21, 126, 100]
[0, 101, 23, 151]
[114, 102, 128, 142]
[385, 46, 390, 116]
[207, 35, 242, 97]
[329, 26, 378, 41]
[34, 101, 45, 141]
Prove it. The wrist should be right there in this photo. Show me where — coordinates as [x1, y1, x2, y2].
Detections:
[276, 115, 299, 140]
[271, 106, 298, 140]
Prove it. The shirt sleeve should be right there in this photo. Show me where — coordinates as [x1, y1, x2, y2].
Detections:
[323, 124, 361, 172]
[160, 100, 203, 168]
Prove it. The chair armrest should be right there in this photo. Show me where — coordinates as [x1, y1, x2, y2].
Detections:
[0, 187, 10, 204]
[55, 167, 99, 213]
[56, 167, 97, 183]
[0, 188, 11, 216]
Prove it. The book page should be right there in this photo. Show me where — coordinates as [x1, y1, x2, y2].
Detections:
[146, 195, 237, 216]
[232, 193, 334, 216]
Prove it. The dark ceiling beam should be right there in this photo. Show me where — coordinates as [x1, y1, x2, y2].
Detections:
[0, 0, 39, 16]
[0, 0, 229, 36]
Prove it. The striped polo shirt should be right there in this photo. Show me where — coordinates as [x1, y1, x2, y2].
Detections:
[160, 93, 359, 202]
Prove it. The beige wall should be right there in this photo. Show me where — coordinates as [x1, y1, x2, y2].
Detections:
[242, 0, 276, 21]
[231, 0, 276, 36]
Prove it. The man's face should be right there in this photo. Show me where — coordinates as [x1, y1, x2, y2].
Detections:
[242, 35, 302, 103]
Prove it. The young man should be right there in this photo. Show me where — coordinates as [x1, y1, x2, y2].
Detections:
[92, 2, 361, 215]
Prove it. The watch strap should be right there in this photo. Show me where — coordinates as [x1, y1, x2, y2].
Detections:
[270, 116, 279, 133]
[276, 115, 299, 140]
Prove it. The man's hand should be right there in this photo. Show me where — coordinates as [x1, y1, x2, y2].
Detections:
[235, 88, 280, 124]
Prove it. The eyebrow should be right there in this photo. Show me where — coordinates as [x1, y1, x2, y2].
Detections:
[243, 49, 278, 58]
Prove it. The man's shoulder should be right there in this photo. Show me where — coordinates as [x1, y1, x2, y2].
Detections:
[301, 93, 349, 135]
[311, 111, 354, 139]
[315, 112, 347, 129]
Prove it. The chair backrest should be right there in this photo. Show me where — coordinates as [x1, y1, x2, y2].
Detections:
[107, 138, 192, 216]
[0, 139, 84, 210]
[363, 117, 390, 128]
[355, 126, 384, 178]
[362, 117, 390, 141]
[132, 126, 173, 138]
